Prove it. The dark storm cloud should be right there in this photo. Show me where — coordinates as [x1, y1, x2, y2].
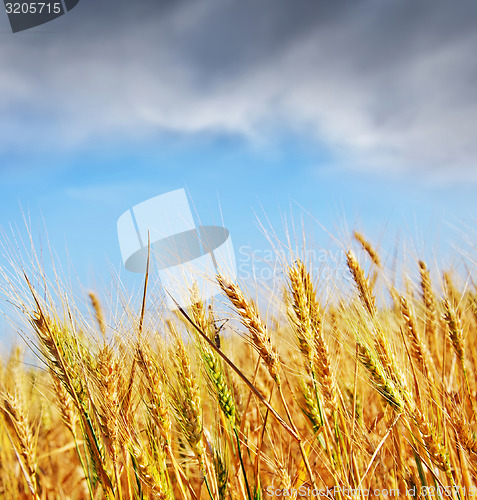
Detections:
[2, 0, 477, 178]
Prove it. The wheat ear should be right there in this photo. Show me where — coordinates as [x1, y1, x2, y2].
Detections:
[353, 231, 382, 268]
[288, 259, 337, 415]
[217, 274, 281, 384]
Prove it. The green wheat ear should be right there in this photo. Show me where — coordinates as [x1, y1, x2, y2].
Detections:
[203, 346, 236, 425]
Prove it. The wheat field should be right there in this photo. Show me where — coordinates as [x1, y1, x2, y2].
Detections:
[1, 232, 477, 499]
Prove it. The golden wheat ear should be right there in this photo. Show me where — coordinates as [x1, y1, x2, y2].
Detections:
[216, 274, 281, 384]
[353, 231, 382, 268]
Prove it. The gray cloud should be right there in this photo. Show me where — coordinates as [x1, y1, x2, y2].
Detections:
[2, 0, 477, 179]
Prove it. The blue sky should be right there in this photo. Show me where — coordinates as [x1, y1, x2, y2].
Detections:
[1, 0, 477, 345]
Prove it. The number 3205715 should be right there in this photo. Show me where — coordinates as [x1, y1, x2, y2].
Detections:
[5, 3, 62, 14]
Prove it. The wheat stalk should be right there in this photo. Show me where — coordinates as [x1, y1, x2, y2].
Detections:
[288, 260, 337, 415]
[217, 274, 281, 384]
[353, 231, 382, 268]
[1, 390, 39, 497]
[89, 291, 106, 340]
[400, 295, 434, 382]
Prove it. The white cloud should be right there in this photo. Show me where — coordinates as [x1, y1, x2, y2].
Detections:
[1, 0, 477, 180]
